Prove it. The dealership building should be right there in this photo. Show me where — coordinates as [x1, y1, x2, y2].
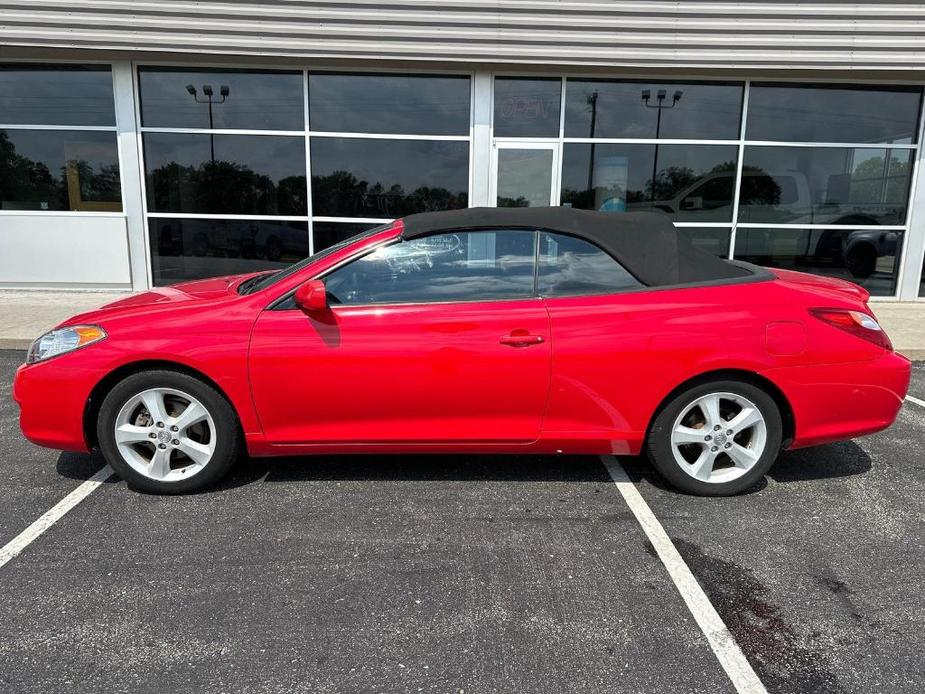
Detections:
[2, 1, 925, 304]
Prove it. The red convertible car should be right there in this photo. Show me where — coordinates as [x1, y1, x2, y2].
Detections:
[13, 208, 910, 496]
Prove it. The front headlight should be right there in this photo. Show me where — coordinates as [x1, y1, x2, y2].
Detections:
[26, 325, 107, 364]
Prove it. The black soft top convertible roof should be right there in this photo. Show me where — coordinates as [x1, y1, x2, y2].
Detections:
[401, 207, 751, 287]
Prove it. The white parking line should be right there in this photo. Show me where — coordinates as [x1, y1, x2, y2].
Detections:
[602, 456, 768, 694]
[0, 466, 113, 571]
[906, 395, 925, 409]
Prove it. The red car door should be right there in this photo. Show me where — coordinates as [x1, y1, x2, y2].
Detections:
[248, 229, 551, 446]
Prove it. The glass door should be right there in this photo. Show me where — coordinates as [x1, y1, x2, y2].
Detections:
[491, 142, 558, 208]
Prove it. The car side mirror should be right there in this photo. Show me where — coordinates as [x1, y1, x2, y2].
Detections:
[294, 279, 327, 313]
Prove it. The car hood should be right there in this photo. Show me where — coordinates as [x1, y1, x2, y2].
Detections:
[57, 274, 255, 328]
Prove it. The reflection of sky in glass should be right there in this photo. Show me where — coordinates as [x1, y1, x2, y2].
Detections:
[565, 81, 743, 140]
[309, 74, 470, 135]
[1, 130, 118, 174]
[494, 78, 561, 137]
[0, 66, 115, 126]
[139, 68, 303, 130]
[746, 85, 922, 144]
[327, 231, 535, 303]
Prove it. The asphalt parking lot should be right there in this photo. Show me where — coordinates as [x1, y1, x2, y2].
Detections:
[1, 351, 924, 694]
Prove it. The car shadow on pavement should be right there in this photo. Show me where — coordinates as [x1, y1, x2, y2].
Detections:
[55, 450, 120, 483]
[249, 453, 613, 485]
[768, 440, 872, 483]
[54, 441, 872, 494]
[608, 440, 872, 496]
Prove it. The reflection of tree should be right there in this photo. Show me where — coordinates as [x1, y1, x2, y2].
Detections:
[0, 130, 61, 207]
[498, 196, 530, 207]
[311, 171, 467, 217]
[71, 160, 120, 202]
[646, 166, 697, 200]
[849, 155, 910, 204]
[737, 166, 782, 206]
[0, 130, 122, 209]
[149, 160, 305, 215]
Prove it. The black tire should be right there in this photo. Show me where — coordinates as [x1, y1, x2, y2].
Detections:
[646, 380, 783, 496]
[96, 370, 242, 494]
[846, 244, 877, 279]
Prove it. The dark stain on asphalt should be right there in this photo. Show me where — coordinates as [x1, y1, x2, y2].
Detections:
[669, 538, 847, 694]
[815, 572, 865, 624]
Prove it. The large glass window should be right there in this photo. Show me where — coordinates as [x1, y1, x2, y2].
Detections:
[746, 84, 922, 144]
[564, 80, 742, 140]
[560, 143, 738, 222]
[138, 67, 303, 130]
[681, 228, 733, 258]
[143, 133, 306, 215]
[310, 138, 469, 218]
[538, 232, 641, 296]
[324, 230, 536, 305]
[148, 218, 310, 286]
[920, 253, 925, 297]
[0, 129, 121, 211]
[494, 78, 562, 138]
[137, 68, 474, 284]
[737, 147, 913, 225]
[0, 65, 121, 213]
[0, 64, 115, 126]
[497, 148, 555, 207]
[308, 73, 470, 135]
[734, 227, 902, 296]
[312, 221, 384, 253]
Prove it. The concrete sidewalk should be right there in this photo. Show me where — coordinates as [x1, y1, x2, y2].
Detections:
[0, 290, 128, 350]
[0, 289, 923, 359]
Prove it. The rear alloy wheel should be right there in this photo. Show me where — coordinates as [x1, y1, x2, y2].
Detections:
[98, 370, 241, 493]
[647, 380, 783, 496]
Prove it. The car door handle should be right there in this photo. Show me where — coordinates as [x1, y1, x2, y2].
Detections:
[500, 333, 545, 347]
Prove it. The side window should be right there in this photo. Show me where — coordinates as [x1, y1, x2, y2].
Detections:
[324, 230, 536, 305]
[538, 232, 642, 296]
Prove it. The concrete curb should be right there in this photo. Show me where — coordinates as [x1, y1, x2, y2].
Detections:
[0, 340, 30, 351]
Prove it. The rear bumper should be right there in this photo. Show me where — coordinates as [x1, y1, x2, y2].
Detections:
[763, 350, 911, 450]
[13, 360, 93, 453]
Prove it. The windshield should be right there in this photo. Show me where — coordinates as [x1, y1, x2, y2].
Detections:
[238, 223, 392, 294]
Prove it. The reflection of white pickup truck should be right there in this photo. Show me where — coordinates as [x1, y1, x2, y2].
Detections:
[633, 170, 900, 278]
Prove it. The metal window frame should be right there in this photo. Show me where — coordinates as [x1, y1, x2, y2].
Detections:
[131, 63, 477, 287]
[5, 57, 925, 299]
[0, 60, 124, 220]
[486, 72, 925, 300]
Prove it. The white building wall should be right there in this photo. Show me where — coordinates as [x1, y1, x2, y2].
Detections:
[2, 2, 925, 298]
[2, 1, 925, 72]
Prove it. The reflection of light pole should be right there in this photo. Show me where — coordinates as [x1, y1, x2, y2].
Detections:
[586, 90, 598, 197]
[186, 83, 229, 162]
[642, 88, 682, 201]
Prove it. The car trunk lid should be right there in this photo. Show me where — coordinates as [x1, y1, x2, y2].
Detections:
[770, 267, 870, 304]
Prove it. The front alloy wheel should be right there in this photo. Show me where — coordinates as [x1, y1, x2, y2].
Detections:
[647, 380, 783, 496]
[113, 388, 216, 483]
[98, 370, 242, 493]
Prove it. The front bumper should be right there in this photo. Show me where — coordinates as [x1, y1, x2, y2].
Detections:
[763, 350, 911, 450]
[13, 359, 94, 453]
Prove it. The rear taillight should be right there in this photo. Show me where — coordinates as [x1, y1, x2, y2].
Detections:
[809, 308, 893, 351]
